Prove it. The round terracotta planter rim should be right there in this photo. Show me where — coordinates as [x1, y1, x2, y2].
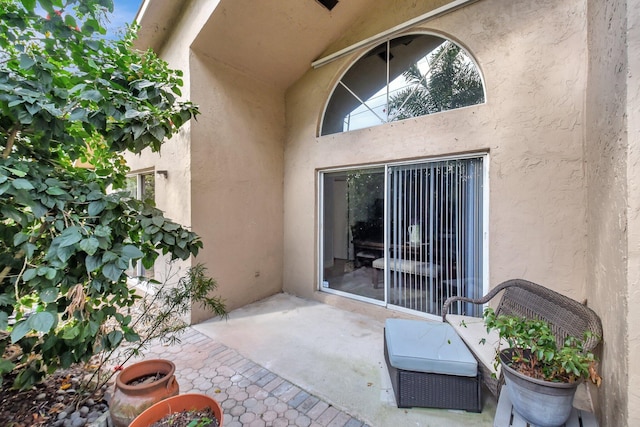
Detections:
[129, 392, 224, 427]
[115, 359, 177, 393]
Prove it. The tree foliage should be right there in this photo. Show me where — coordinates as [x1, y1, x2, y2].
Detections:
[0, 0, 214, 389]
[388, 42, 484, 120]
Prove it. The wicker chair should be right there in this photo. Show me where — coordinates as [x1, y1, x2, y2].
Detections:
[441, 278, 603, 397]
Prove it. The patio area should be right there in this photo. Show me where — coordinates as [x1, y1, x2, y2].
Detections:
[127, 293, 497, 426]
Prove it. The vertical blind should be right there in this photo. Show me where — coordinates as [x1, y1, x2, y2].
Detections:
[387, 157, 484, 316]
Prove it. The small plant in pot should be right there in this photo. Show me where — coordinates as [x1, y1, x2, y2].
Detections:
[129, 393, 223, 427]
[483, 308, 601, 427]
[106, 263, 227, 427]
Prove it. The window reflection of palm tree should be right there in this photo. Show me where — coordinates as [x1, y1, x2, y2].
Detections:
[388, 43, 484, 120]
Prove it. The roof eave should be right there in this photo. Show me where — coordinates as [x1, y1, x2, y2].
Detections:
[133, 0, 185, 52]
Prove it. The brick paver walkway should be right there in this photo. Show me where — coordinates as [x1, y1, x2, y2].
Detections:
[133, 327, 369, 427]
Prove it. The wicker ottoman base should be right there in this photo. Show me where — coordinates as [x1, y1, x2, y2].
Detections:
[384, 333, 482, 412]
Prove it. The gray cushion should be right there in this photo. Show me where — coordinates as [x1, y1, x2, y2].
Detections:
[385, 319, 477, 377]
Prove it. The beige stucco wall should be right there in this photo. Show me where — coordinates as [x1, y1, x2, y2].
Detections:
[128, 1, 219, 226]
[627, 3, 640, 425]
[188, 52, 285, 320]
[284, 0, 589, 302]
[131, 0, 638, 423]
[130, 0, 289, 320]
[585, 0, 636, 425]
[126, 1, 226, 319]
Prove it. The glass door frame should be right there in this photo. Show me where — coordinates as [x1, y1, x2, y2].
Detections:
[317, 153, 489, 319]
[318, 164, 388, 307]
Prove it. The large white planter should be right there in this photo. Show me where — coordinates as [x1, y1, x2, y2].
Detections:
[500, 349, 581, 427]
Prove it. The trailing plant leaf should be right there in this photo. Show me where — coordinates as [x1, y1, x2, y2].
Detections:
[484, 307, 600, 384]
[0, 0, 222, 390]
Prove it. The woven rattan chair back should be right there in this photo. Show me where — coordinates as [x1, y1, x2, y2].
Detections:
[442, 278, 603, 397]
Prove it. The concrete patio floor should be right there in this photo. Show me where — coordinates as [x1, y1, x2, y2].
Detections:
[189, 292, 497, 426]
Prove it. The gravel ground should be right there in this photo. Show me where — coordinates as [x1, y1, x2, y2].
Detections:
[0, 363, 111, 427]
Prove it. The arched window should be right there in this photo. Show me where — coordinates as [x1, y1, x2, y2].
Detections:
[321, 34, 485, 136]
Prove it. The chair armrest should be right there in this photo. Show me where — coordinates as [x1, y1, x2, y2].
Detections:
[442, 296, 480, 321]
[441, 279, 521, 321]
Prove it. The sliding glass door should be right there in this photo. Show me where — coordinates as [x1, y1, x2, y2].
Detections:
[320, 155, 486, 317]
[386, 158, 484, 316]
[321, 169, 385, 302]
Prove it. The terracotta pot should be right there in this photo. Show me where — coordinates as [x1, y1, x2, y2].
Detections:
[109, 359, 180, 427]
[129, 393, 224, 427]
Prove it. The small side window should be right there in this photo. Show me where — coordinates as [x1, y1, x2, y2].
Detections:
[124, 172, 155, 281]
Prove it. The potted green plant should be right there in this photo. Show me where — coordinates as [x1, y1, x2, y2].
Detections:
[104, 263, 226, 427]
[483, 307, 601, 427]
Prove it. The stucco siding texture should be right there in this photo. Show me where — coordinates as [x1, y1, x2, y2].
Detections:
[586, 0, 633, 425]
[284, 0, 588, 299]
[129, 0, 639, 424]
[124, 2, 215, 290]
[626, 2, 640, 426]
[190, 52, 285, 319]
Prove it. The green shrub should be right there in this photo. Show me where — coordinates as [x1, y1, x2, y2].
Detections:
[1, 0, 224, 389]
[483, 307, 600, 383]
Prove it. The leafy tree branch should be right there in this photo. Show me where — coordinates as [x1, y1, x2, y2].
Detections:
[1, 0, 225, 390]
